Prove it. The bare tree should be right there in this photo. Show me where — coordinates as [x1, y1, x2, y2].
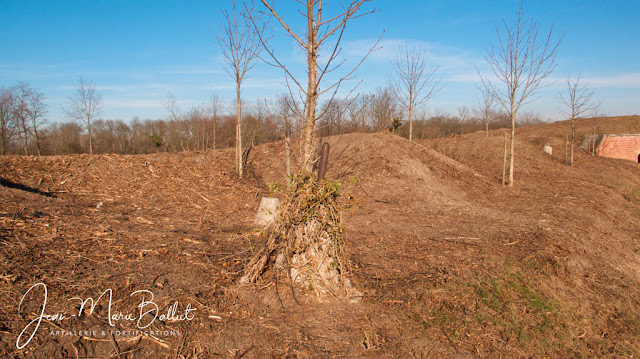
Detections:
[216, 1, 264, 178]
[0, 87, 17, 155]
[164, 92, 181, 122]
[319, 98, 349, 136]
[244, 99, 270, 147]
[457, 105, 471, 123]
[479, 2, 561, 187]
[28, 89, 48, 156]
[12, 82, 33, 155]
[370, 87, 401, 131]
[64, 77, 103, 154]
[163, 92, 182, 152]
[389, 43, 443, 141]
[208, 92, 224, 150]
[558, 74, 601, 165]
[474, 90, 496, 136]
[185, 105, 206, 150]
[242, 2, 380, 298]
[346, 93, 373, 131]
[249, 0, 380, 173]
[7, 82, 47, 156]
[275, 95, 296, 137]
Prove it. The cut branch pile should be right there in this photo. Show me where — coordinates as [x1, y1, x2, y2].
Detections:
[241, 174, 360, 302]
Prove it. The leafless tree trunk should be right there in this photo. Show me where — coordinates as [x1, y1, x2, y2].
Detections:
[28, 90, 47, 156]
[346, 93, 373, 131]
[370, 87, 401, 131]
[479, 2, 562, 187]
[474, 90, 495, 136]
[208, 92, 224, 150]
[565, 135, 569, 163]
[249, 0, 380, 173]
[164, 92, 180, 122]
[64, 77, 103, 155]
[185, 105, 205, 151]
[12, 82, 33, 156]
[318, 98, 350, 136]
[163, 93, 181, 151]
[589, 107, 603, 156]
[502, 132, 508, 186]
[457, 106, 470, 123]
[558, 74, 601, 165]
[0, 87, 17, 156]
[236, 86, 242, 174]
[216, 1, 264, 178]
[389, 43, 443, 141]
[199, 105, 207, 151]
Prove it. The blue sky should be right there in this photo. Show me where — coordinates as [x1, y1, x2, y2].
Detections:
[1, 0, 639, 123]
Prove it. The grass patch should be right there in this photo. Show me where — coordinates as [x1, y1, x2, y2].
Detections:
[411, 266, 570, 356]
[471, 270, 558, 338]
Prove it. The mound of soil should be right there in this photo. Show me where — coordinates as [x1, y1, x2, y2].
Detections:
[1, 116, 640, 357]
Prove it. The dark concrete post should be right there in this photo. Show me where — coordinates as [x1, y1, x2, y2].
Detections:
[317, 143, 330, 180]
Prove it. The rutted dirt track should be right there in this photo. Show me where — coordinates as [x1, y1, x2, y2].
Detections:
[1, 116, 640, 358]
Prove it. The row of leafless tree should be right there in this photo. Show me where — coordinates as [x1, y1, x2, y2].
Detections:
[0, 82, 48, 156]
[0, 82, 550, 156]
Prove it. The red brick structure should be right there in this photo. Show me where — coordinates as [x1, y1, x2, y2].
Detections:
[596, 135, 640, 162]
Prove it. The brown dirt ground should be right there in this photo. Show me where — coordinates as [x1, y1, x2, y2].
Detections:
[1, 116, 640, 358]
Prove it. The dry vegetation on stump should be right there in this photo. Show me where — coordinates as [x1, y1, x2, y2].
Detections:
[242, 174, 361, 303]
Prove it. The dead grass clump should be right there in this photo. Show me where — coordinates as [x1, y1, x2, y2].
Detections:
[241, 174, 360, 302]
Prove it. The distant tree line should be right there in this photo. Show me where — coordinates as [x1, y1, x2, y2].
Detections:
[1, 82, 48, 156]
[0, 82, 548, 157]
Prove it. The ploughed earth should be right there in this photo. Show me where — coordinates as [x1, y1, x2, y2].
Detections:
[1, 116, 640, 358]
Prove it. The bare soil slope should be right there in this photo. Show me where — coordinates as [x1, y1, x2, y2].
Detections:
[1, 116, 640, 358]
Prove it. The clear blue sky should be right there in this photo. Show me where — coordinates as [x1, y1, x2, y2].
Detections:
[1, 0, 639, 123]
